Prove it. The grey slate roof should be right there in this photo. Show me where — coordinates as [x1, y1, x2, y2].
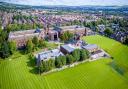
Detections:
[82, 44, 98, 50]
[61, 44, 75, 53]
[37, 49, 64, 61]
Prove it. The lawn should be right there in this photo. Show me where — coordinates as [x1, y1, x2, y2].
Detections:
[82, 35, 128, 75]
[0, 35, 128, 89]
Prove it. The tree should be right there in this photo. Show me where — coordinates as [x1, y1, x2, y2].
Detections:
[66, 55, 74, 65]
[80, 49, 89, 61]
[73, 20, 80, 25]
[8, 41, 17, 54]
[40, 59, 55, 73]
[83, 21, 87, 27]
[1, 42, 10, 58]
[38, 39, 47, 48]
[59, 56, 66, 66]
[6, 24, 12, 33]
[95, 26, 99, 32]
[40, 60, 51, 73]
[124, 37, 128, 45]
[0, 29, 10, 58]
[33, 23, 37, 29]
[55, 57, 62, 68]
[26, 39, 33, 53]
[48, 59, 55, 70]
[119, 19, 126, 27]
[40, 61, 47, 72]
[85, 22, 93, 28]
[104, 27, 113, 37]
[60, 31, 74, 42]
[32, 36, 39, 48]
[60, 32, 68, 42]
[72, 49, 80, 62]
[98, 19, 106, 25]
[91, 21, 97, 27]
[0, 30, 8, 41]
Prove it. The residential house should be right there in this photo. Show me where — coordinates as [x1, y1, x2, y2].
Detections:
[82, 44, 105, 60]
[36, 49, 64, 66]
[82, 44, 99, 53]
[91, 50, 105, 59]
[111, 23, 119, 31]
[60, 44, 76, 55]
[98, 24, 105, 34]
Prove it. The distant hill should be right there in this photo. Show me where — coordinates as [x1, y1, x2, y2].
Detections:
[0, 1, 128, 11]
[0, 2, 31, 10]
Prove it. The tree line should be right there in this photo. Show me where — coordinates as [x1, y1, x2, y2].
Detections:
[40, 49, 90, 73]
[26, 36, 47, 54]
[60, 31, 74, 42]
[0, 28, 16, 58]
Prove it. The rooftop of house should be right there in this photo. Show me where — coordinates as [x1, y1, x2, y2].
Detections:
[111, 23, 119, 26]
[98, 24, 105, 28]
[61, 44, 76, 53]
[82, 44, 98, 50]
[111, 23, 119, 28]
[37, 49, 64, 61]
[35, 28, 41, 33]
[92, 50, 103, 55]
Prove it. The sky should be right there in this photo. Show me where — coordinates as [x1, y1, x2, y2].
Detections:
[1, 0, 128, 6]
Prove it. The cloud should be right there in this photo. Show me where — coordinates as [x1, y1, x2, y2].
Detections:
[0, 0, 127, 6]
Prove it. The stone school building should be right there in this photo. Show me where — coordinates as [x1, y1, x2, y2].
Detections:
[8, 25, 94, 48]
